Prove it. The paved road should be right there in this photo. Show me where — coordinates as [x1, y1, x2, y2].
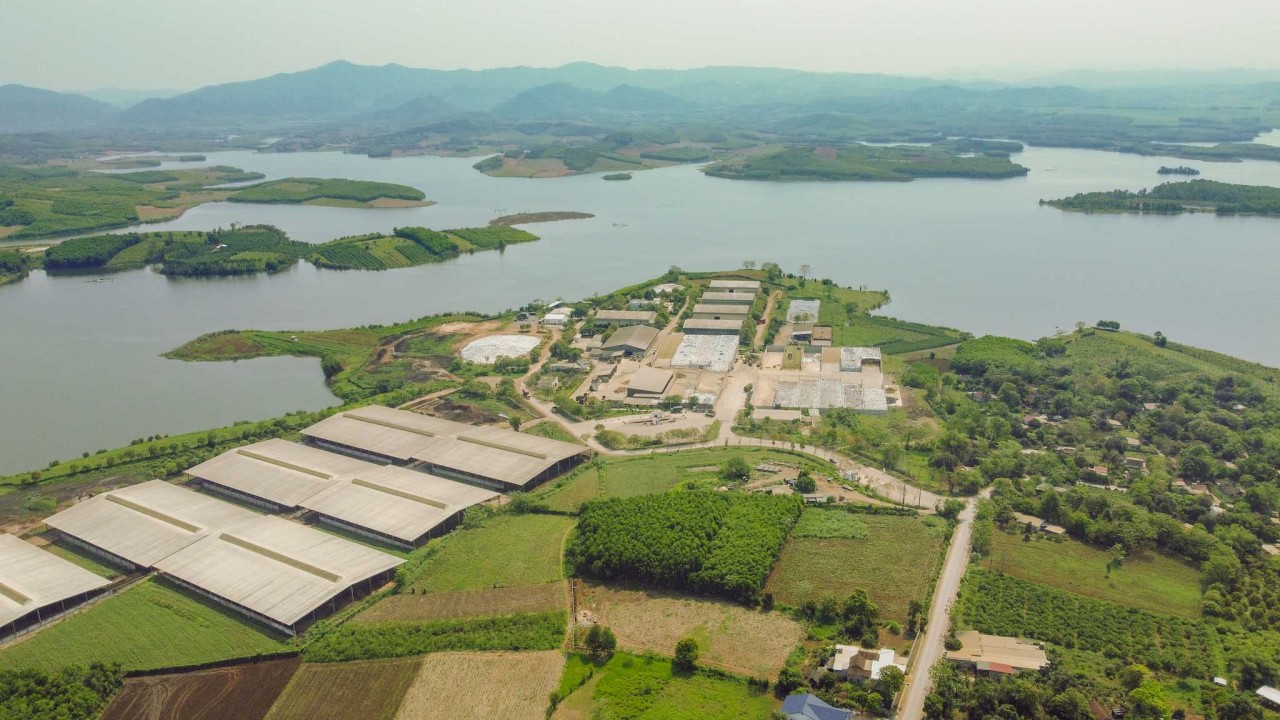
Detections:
[897, 496, 978, 720]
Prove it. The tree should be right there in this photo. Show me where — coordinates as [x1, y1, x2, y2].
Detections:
[777, 667, 805, 696]
[1118, 664, 1151, 691]
[674, 637, 699, 671]
[794, 471, 817, 494]
[877, 665, 905, 699]
[584, 624, 617, 660]
[1153, 331, 1169, 348]
[1129, 680, 1172, 720]
[1218, 694, 1264, 720]
[720, 456, 751, 483]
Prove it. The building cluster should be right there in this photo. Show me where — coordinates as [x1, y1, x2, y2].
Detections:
[673, 279, 760, 373]
[18, 407, 587, 637]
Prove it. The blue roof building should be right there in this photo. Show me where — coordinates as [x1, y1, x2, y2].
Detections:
[781, 693, 854, 720]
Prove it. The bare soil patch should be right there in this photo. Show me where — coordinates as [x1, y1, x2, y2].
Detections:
[393, 651, 564, 720]
[101, 656, 301, 720]
[355, 582, 567, 623]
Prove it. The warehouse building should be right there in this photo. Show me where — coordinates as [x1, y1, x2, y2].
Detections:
[0, 534, 112, 639]
[593, 310, 656, 327]
[44, 479, 260, 570]
[707, 279, 761, 293]
[301, 405, 589, 491]
[626, 367, 674, 399]
[691, 303, 750, 321]
[683, 318, 745, 335]
[154, 514, 402, 635]
[188, 439, 497, 548]
[700, 291, 754, 305]
[597, 324, 659, 359]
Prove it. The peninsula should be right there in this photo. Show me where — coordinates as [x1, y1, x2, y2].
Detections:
[702, 140, 1029, 182]
[1043, 179, 1280, 216]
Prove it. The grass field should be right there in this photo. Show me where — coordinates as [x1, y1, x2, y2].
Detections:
[522, 421, 584, 445]
[0, 579, 287, 672]
[265, 657, 420, 720]
[355, 582, 567, 623]
[393, 651, 564, 720]
[790, 508, 871, 539]
[401, 513, 575, 593]
[551, 652, 772, 720]
[987, 531, 1203, 618]
[101, 656, 301, 720]
[40, 538, 122, 578]
[303, 612, 566, 663]
[766, 514, 948, 623]
[576, 583, 803, 677]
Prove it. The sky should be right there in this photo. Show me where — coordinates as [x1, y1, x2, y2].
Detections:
[4, 0, 1280, 91]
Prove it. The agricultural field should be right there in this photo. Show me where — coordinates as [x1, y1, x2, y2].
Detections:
[400, 513, 575, 593]
[551, 653, 772, 720]
[828, 315, 965, 354]
[765, 512, 948, 623]
[264, 657, 420, 720]
[0, 578, 287, 672]
[355, 581, 567, 623]
[100, 656, 301, 720]
[576, 583, 804, 677]
[302, 612, 566, 663]
[987, 531, 1203, 618]
[309, 226, 536, 270]
[392, 651, 565, 720]
[227, 178, 428, 206]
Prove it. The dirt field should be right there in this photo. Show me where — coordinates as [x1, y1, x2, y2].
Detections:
[265, 657, 420, 720]
[354, 582, 567, 623]
[393, 651, 564, 720]
[575, 583, 803, 677]
[101, 656, 301, 720]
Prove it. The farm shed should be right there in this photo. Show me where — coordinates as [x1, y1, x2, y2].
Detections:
[699, 291, 754, 305]
[626, 367, 673, 399]
[598, 324, 659, 359]
[0, 534, 111, 639]
[154, 515, 402, 635]
[301, 405, 589, 491]
[683, 318, 744, 335]
[44, 479, 260, 570]
[299, 464, 497, 549]
[593, 310, 656, 327]
[707, 279, 761, 293]
[186, 439, 363, 511]
[946, 631, 1049, 674]
[691, 303, 750, 320]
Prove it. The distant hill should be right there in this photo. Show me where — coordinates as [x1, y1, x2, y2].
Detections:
[81, 87, 183, 109]
[494, 82, 691, 119]
[0, 85, 116, 133]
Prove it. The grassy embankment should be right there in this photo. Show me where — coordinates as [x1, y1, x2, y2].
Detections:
[703, 140, 1029, 182]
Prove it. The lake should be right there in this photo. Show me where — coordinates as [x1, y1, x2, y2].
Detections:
[2, 138, 1279, 474]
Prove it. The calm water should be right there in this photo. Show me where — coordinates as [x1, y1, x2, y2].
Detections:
[2, 137, 1279, 474]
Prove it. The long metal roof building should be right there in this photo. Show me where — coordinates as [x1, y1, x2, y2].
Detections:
[0, 534, 111, 637]
[185, 439, 363, 510]
[154, 515, 402, 634]
[707, 279, 761, 292]
[699, 291, 754, 305]
[301, 405, 588, 491]
[44, 479, 260, 569]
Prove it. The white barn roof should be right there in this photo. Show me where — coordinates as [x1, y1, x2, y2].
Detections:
[300, 465, 497, 545]
[154, 515, 402, 628]
[44, 480, 260, 567]
[0, 535, 110, 627]
[186, 439, 367, 508]
[700, 291, 754, 304]
[301, 406, 586, 487]
[707, 279, 761, 291]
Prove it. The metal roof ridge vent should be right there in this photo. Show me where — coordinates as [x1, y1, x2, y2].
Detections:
[218, 533, 342, 582]
[105, 494, 202, 533]
[0, 581, 31, 606]
[458, 435, 546, 459]
[344, 412, 437, 438]
[236, 448, 333, 479]
[350, 477, 449, 510]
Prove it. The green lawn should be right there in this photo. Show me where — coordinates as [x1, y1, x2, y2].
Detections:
[554, 652, 772, 720]
[403, 513, 576, 593]
[987, 531, 1203, 618]
[0, 578, 287, 671]
[766, 514, 948, 622]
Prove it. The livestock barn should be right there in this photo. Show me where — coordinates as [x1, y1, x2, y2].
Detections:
[0, 534, 111, 639]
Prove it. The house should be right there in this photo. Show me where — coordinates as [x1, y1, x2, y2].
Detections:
[1218, 482, 1245, 499]
[597, 324, 660, 359]
[947, 631, 1049, 674]
[1258, 686, 1280, 710]
[1125, 437, 1141, 448]
[650, 282, 682, 294]
[1186, 483, 1212, 497]
[1124, 457, 1148, 472]
[781, 693, 853, 720]
[542, 308, 573, 326]
[594, 310, 656, 327]
[1091, 465, 1110, 477]
[811, 326, 833, 346]
[1105, 418, 1123, 428]
[830, 645, 905, 680]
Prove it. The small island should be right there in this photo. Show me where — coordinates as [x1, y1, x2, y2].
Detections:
[226, 178, 431, 208]
[1042, 179, 1280, 216]
[702, 139, 1029, 182]
[1158, 166, 1200, 176]
[488, 211, 594, 226]
[602, 173, 632, 181]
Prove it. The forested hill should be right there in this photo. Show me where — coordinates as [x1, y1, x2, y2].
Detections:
[1043, 180, 1280, 216]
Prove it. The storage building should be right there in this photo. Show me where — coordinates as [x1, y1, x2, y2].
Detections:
[593, 310, 656, 327]
[626, 367, 673, 399]
[707, 279, 761, 293]
[301, 405, 589, 491]
[699, 291, 754, 305]
[0, 534, 111, 638]
[683, 318, 744, 335]
[598, 324, 659, 359]
[691, 304, 750, 320]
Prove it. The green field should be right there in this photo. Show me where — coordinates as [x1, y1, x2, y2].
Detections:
[401, 513, 575, 593]
[987, 531, 1202, 618]
[0, 579, 286, 671]
[766, 514, 948, 622]
[552, 652, 771, 720]
[302, 611, 566, 663]
[791, 508, 870, 539]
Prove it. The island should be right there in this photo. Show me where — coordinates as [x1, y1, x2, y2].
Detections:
[701, 139, 1029, 181]
[1042, 179, 1280, 216]
[32, 222, 538, 278]
[1158, 165, 1200, 176]
[488, 211, 594, 226]
[226, 177, 430, 208]
[602, 173, 632, 181]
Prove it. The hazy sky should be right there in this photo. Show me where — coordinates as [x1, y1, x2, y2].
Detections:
[4, 0, 1279, 91]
